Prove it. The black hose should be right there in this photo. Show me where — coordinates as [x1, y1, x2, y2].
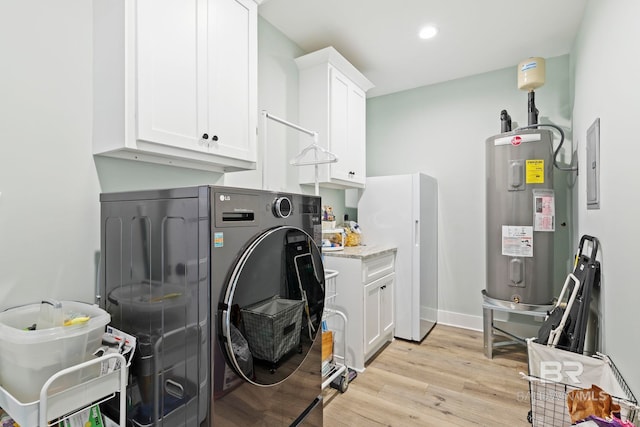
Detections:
[514, 124, 578, 172]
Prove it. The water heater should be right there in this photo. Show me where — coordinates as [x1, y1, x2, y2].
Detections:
[485, 129, 555, 305]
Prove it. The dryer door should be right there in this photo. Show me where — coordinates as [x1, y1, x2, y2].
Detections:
[220, 226, 325, 386]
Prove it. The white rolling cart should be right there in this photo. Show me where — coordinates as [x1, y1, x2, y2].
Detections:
[321, 269, 350, 393]
[0, 353, 127, 426]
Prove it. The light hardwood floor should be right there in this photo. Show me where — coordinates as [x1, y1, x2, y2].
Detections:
[323, 324, 532, 426]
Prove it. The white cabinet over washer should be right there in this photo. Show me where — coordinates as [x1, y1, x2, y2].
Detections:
[93, 0, 257, 172]
[295, 47, 373, 189]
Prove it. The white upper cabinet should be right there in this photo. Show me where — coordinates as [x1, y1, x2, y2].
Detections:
[93, 0, 257, 172]
[295, 47, 373, 189]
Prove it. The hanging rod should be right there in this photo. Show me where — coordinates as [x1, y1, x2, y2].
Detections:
[261, 110, 338, 196]
[263, 111, 317, 139]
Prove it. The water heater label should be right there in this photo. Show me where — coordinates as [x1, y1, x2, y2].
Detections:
[526, 159, 545, 184]
[502, 226, 533, 257]
[494, 133, 542, 146]
[533, 189, 555, 232]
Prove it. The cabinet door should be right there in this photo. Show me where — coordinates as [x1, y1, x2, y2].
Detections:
[136, 0, 201, 150]
[380, 274, 395, 335]
[347, 85, 366, 184]
[328, 66, 366, 185]
[364, 280, 381, 354]
[329, 66, 350, 179]
[136, 0, 256, 161]
[207, 0, 257, 162]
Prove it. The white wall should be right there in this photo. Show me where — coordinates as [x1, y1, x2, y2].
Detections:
[0, 1, 100, 307]
[0, 1, 224, 310]
[571, 0, 640, 396]
[366, 56, 574, 329]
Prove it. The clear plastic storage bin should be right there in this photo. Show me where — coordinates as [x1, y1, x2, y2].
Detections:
[0, 301, 110, 403]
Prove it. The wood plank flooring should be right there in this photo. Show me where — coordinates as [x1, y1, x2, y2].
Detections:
[323, 324, 532, 426]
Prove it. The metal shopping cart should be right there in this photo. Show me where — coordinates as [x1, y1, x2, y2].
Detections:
[321, 269, 351, 393]
[522, 339, 638, 426]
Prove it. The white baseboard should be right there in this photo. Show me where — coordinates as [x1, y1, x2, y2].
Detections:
[437, 310, 483, 331]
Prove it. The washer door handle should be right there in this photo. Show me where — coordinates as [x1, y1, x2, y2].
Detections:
[221, 309, 230, 338]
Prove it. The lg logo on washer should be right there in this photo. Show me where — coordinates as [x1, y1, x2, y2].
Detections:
[220, 194, 230, 201]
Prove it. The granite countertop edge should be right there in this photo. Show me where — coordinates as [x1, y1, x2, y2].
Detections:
[322, 245, 397, 259]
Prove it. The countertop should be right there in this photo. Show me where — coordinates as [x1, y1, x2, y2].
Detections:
[322, 244, 396, 259]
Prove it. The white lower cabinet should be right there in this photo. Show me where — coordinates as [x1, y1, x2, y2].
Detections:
[324, 248, 396, 371]
[364, 274, 395, 356]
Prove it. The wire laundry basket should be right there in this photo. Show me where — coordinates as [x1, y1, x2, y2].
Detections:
[523, 339, 638, 426]
[241, 296, 305, 364]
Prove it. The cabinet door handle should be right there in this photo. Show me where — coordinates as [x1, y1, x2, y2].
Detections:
[212, 135, 219, 141]
[202, 133, 209, 140]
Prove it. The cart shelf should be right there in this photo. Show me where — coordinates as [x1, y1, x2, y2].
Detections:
[0, 353, 127, 426]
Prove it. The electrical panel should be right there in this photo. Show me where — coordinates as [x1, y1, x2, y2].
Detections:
[587, 118, 600, 210]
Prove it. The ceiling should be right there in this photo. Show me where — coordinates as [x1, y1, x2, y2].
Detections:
[258, 0, 587, 98]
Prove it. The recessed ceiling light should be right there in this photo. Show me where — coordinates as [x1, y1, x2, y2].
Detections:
[419, 26, 438, 40]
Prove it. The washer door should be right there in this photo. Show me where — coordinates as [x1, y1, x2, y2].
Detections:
[220, 226, 325, 386]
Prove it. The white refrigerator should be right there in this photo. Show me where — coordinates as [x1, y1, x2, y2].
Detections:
[357, 173, 438, 341]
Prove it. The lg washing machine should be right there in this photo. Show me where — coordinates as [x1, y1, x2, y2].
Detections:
[100, 186, 325, 426]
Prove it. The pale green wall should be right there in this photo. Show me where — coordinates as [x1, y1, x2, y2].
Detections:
[571, 0, 640, 396]
[365, 55, 574, 328]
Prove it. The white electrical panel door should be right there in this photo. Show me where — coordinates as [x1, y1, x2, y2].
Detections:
[587, 118, 600, 209]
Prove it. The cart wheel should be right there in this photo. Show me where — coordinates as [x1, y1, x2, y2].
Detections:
[527, 410, 532, 424]
[338, 375, 349, 393]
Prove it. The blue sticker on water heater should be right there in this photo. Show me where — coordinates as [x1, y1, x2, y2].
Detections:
[214, 232, 224, 248]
